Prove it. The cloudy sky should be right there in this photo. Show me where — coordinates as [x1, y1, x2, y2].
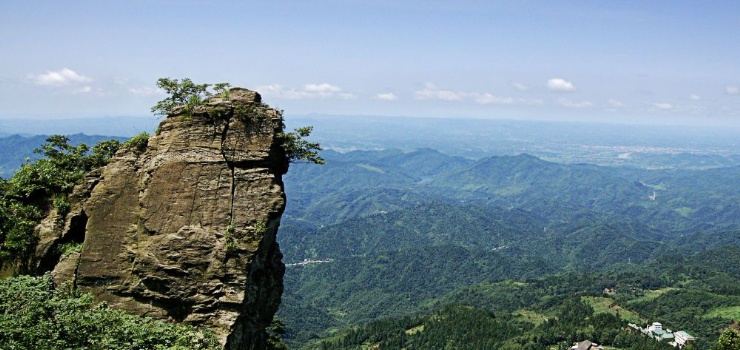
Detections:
[2, 1, 740, 126]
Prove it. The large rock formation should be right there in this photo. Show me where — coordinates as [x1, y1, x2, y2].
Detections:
[35, 88, 289, 349]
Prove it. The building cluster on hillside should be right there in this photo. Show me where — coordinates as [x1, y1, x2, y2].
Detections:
[628, 322, 696, 348]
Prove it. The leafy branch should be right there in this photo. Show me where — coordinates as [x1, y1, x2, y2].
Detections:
[150, 78, 230, 117]
[278, 126, 325, 165]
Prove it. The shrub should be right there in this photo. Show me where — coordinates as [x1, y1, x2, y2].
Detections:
[0, 274, 221, 349]
[0, 136, 122, 270]
[122, 132, 150, 154]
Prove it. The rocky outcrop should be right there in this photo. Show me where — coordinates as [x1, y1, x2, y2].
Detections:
[35, 88, 289, 349]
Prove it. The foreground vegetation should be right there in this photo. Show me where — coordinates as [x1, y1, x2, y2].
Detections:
[0, 274, 220, 349]
[0, 135, 127, 272]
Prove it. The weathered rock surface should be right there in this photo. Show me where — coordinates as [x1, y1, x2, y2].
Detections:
[36, 88, 289, 349]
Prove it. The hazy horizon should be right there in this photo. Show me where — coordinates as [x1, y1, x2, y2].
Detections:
[2, 112, 740, 139]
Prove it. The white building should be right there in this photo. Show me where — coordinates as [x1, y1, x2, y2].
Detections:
[648, 322, 663, 332]
[674, 331, 696, 346]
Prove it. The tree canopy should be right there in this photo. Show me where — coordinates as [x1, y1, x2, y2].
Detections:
[150, 78, 230, 117]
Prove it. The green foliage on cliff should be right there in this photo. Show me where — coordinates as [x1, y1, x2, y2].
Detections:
[0, 274, 220, 349]
[0, 134, 126, 179]
[0, 135, 121, 271]
[9, 135, 118, 199]
[150, 78, 220, 117]
[278, 126, 325, 165]
[122, 132, 150, 155]
[0, 133, 155, 271]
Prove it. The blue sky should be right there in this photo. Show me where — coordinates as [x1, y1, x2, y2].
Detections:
[2, 0, 740, 126]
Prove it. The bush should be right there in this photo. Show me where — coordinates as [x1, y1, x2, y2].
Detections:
[0, 274, 221, 349]
[0, 136, 122, 270]
[122, 132, 150, 154]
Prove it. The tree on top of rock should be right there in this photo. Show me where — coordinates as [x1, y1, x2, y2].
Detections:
[150, 78, 324, 165]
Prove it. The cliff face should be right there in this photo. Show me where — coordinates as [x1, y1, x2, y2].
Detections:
[35, 88, 289, 349]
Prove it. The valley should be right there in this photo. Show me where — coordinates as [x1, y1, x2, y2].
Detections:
[273, 131, 739, 349]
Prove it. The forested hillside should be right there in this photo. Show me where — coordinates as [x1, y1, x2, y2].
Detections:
[277, 148, 740, 349]
[289, 248, 739, 349]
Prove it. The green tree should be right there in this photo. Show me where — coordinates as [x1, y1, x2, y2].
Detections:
[716, 328, 740, 350]
[279, 126, 325, 165]
[150, 78, 213, 117]
[0, 136, 121, 271]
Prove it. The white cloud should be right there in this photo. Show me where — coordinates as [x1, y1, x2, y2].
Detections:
[113, 77, 129, 85]
[608, 99, 624, 107]
[29, 68, 91, 87]
[374, 92, 398, 101]
[513, 83, 529, 91]
[256, 83, 351, 99]
[304, 83, 341, 93]
[255, 84, 286, 94]
[475, 93, 542, 106]
[29, 68, 94, 93]
[414, 83, 465, 101]
[414, 84, 544, 105]
[129, 86, 165, 96]
[557, 98, 592, 108]
[475, 93, 516, 105]
[726, 86, 740, 95]
[529, 99, 544, 105]
[650, 103, 704, 114]
[689, 94, 701, 100]
[547, 78, 576, 92]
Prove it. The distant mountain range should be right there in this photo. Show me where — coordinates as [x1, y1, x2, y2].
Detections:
[283, 149, 740, 234]
[3, 115, 740, 168]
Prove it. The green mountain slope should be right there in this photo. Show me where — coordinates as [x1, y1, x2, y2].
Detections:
[305, 248, 740, 350]
[276, 149, 740, 348]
